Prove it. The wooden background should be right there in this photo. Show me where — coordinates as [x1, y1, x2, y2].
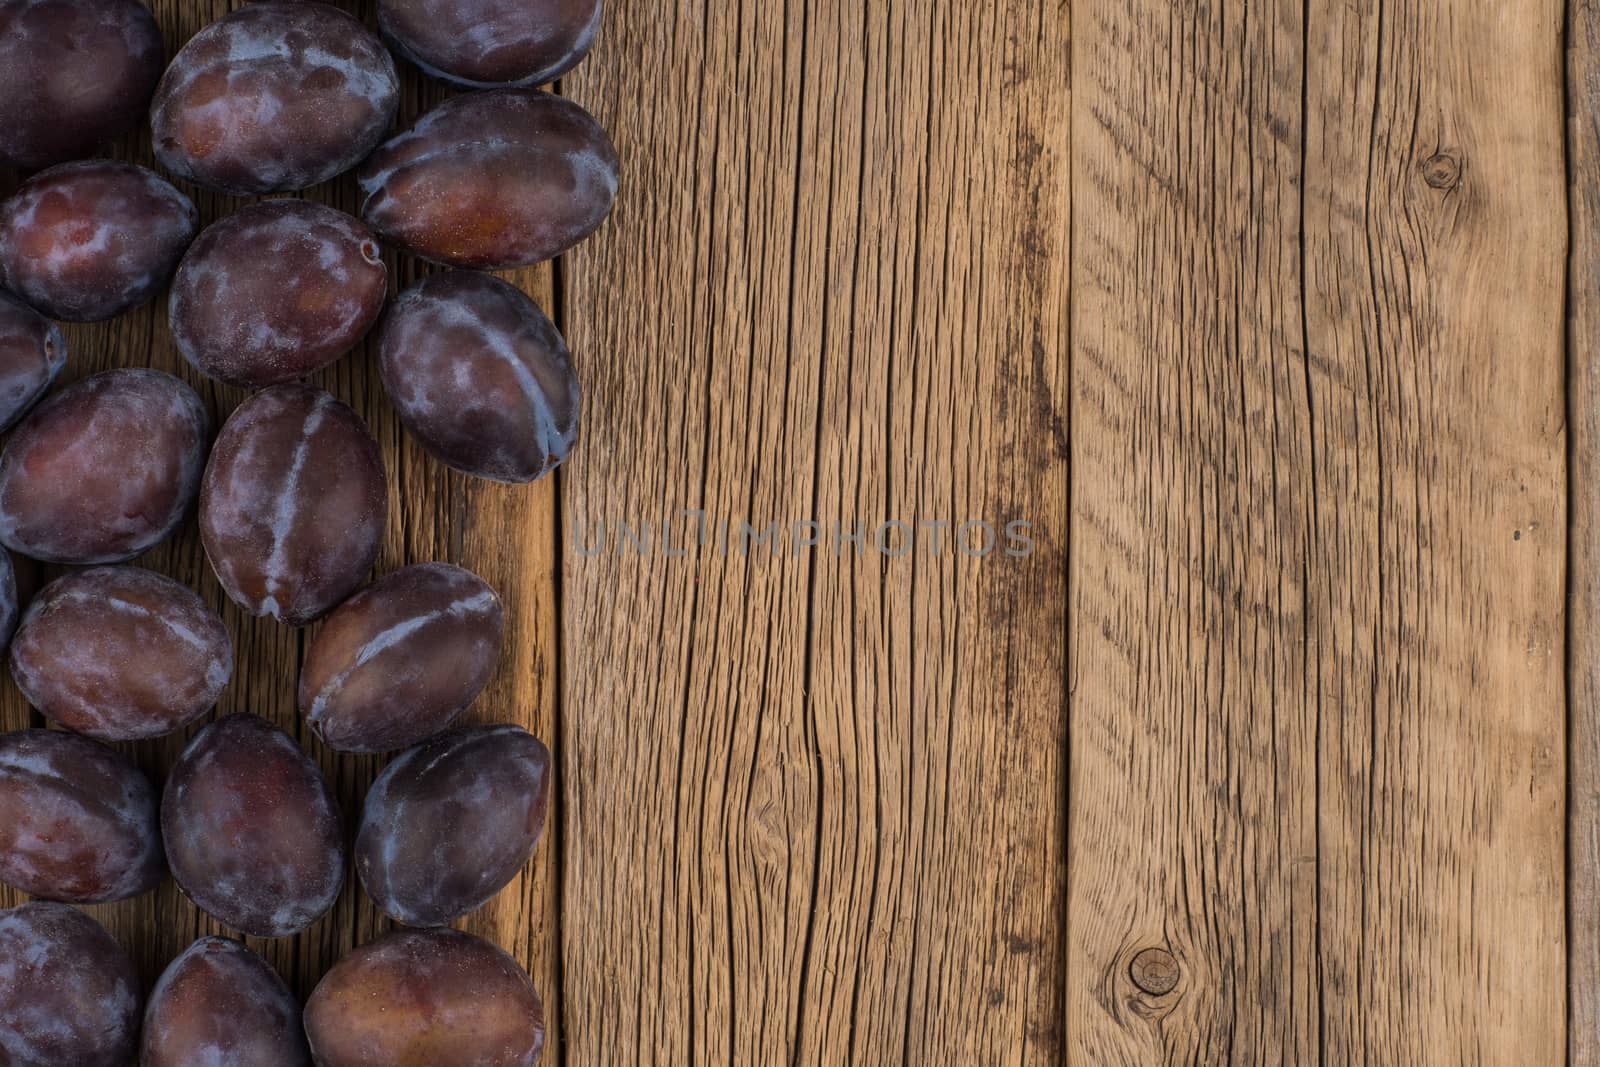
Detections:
[7, 0, 1600, 1062]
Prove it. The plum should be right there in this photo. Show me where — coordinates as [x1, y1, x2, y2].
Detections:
[143, 937, 311, 1067]
[379, 272, 580, 482]
[0, 729, 163, 903]
[200, 384, 387, 626]
[172, 200, 386, 388]
[357, 725, 550, 926]
[305, 927, 544, 1066]
[0, 0, 163, 169]
[0, 368, 210, 564]
[380, 0, 601, 88]
[300, 563, 503, 752]
[0, 902, 141, 1067]
[359, 89, 617, 269]
[151, 2, 400, 194]
[0, 160, 197, 321]
[10, 566, 232, 740]
[0, 289, 65, 430]
[163, 714, 345, 937]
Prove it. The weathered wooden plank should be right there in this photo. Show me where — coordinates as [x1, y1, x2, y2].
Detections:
[1068, 0, 1320, 1059]
[1572, 0, 1600, 1061]
[0, 0, 566, 1056]
[559, 0, 1070, 1062]
[1304, 1, 1566, 1059]
[1070, 0, 1566, 1060]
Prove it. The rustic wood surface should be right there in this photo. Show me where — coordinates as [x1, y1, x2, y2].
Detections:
[1073, 0, 1567, 1062]
[1574, 0, 1600, 1062]
[559, 1, 1070, 1063]
[2, 0, 1597, 1062]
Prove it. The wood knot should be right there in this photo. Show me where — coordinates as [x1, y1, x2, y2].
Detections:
[1128, 948, 1180, 996]
[1421, 152, 1461, 190]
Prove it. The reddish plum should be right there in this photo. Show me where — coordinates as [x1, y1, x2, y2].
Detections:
[0, 902, 141, 1066]
[172, 200, 386, 387]
[200, 384, 387, 625]
[10, 566, 232, 740]
[356, 725, 550, 926]
[0, 369, 210, 564]
[300, 563, 504, 752]
[143, 937, 311, 1067]
[0, 729, 163, 903]
[0, 0, 163, 169]
[151, 2, 400, 194]
[163, 714, 345, 937]
[380, 0, 601, 87]
[359, 89, 617, 269]
[379, 272, 579, 482]
[305, 928, 544, 1067]
[0, 161, 197, 321]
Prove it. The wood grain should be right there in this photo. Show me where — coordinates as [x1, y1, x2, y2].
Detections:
[1, 0, 1590, 1061]
[0, 0, 566, 1058]
[1068, 1, 1321, 1056]
[557, 0, 1071, 1063]
[1306, 3, 1566, 1059]
[1572, 0, 1600, 1061]
[1070, 0, 1566, 1062]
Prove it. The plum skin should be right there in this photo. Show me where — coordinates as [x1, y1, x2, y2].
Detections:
[301, 563, 505, 752]
[380, 272, 580, 483]
[162, 714, 346, 938]
[0, 290, 66, 431]
[0, 901, 141, 1067]
[150, 1, 400, 194]
[0, 0, 164, 170]
[357, 724, 551, 926]
[9, 566, 233, 741]
[172, 200, 387, 388]
[0, 291, 63, 425]
[0, 161, 198, 322]
[200, 384, 387, 626]
[142, 937, 311, 1067]
[0, 368, 211, 565]
[360, 88, 618, 269]
[380, 0, 601, 88]
[305, 927, 545, 1067]
[0, 729, 164, 903]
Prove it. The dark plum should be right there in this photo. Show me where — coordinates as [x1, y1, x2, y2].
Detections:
[172, 200, 386, 388]
[151, 1, 400, 194]
[201, 384, 386, 625]
[0, 902, 140, 1067]
[305, 928, 544, 1067]
[143, 937, 311, 1067]
[380, 0, 600, 88]
[0, 729, 163, 903]
[380, 272, 579, 482]
[301, 563, 503, 752]
[10, 567, 232, 740]
[359, 89, 617, 269]
[0, 161, 197, 321]
[357, 725, 550, 926]
[0, 369, 210, 563]
[0, 0, 163, 169]
[0, 290, 65, 431]
[163, 714, 345, 938]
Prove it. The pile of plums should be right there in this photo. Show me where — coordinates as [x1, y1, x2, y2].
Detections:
[0, 0, 611, 1060]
